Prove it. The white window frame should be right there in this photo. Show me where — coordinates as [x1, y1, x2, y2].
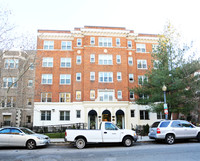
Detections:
[128, 57, 133, 66]
[152, 44, 158, 53]
[61, 41, 72, 50]
[3, 77, 17, 88]
[28, 80, 33, 87]
[76, 73, 81, 81]
[90, 37, 95, 45]
[128, 41, 132, 48]
[77, 39, 82, 46]
[116, 55, 121, 64]
[136, 44, 146, 53]
[60, 58, 71, 68]
[137, 60, 147, 69]
[90, 90, 95, 100]
[99, 72, 113, 83]
[44, 41, 54, 50]
[41, 111, 51, 121]
[90, 54, 95, 63]
[117, 90, 122, 99]
[4, 59, 19, 69]
[76, 91, 81, 100]
[60, 74, 71, 85]
[90, 72, 95, 81]
[117, 72, 122, 81]
[60, 111, 70, 121]
[41, 93, 52, 102]
[76, 110, 81, 118]
[138, 75, 148, 85]
[130, 91, 134, 100]
[98, 55, 113, 65]
[98, 90, 114, 102]
[59, 93, 71, 102]
[129, 74, 134, 82]
[76, 56, 82, 64]
[42, 57, 53, 67]
[98, 37, 112, 47]
[41, 74, 52, 84]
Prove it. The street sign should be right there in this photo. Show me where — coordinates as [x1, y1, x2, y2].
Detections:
[164, 103, 168, 109]
[164, 109, 168, 114]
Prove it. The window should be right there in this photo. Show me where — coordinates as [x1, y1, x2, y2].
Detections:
[139, 94, 149, 99]
[128, 41, 132, 48]
[153, 60, 159, 69]
[42, 57, 53, 67]
[136, 44, 146, 53]
[90, 72, 95, 81]
[137, 60, 147, 69]
[129, 74, 134, 82]
[60, 58, 71, 68]
[152, 44, 158, 53]
[130, 91, 134, 100]
[90, 37, 95, 45]
[60, 74, 71, 85]
[105, 123, 117, 130]
[117, 72, 122, 81]
[41, 111, 51, 120]
[90, 90, 95, 99]
[98, 37, 112, 47]
[116, 55, 121, 64]
[41, 93, 52, 102]
[99, 72, 113, 83]
[60, 111, 70, 121]
[77, 39, 82, 46]
[1, 97, 16, 107]
[99, 55, 113, 65]
[138, 76, 148, 85]
[131, 110, 135, 117]
[160, 121, 170, 127]
[59, 93, 71, 102]
[61, 41, 72, 50]
[4, 59, 19, 69]
[3, 77, 17, 88]
[76, 110, 81, 118]
[42, 74, 52, 84]
[99, 91, 114, 102]
[117, 90, 122, 99]
[76, 73, 81, 81]
[157, 112, 165, 119]
[116, 38, 120, 46]
[29, 63, 34, 70]
[76, 91, 81, 100]
[27, 98, 32, 106]
[76, 56, 82, 64]
[26, 116, 31, 123]
[171, 121, 182, 128]
[140, 110, 149, 120]
[28, 80, 33, 87]
[90, 54, 95, 63]
[44, 41, 54, 50]
[128, 57, 133, 65]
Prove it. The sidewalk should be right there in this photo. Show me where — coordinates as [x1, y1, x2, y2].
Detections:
[50, 136, 154, 143]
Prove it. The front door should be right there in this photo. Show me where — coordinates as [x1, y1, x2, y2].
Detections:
[0, 128, 11, 146]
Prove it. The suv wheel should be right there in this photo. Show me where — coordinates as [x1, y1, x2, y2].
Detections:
[165, 134, 175, 144]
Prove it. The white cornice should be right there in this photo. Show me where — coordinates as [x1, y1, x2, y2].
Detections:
[38, 33, 74, 40]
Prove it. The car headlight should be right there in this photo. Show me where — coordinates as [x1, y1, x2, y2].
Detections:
[37, 136, 43, 140]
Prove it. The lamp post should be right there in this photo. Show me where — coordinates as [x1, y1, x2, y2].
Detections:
[162, 85, 168, 120]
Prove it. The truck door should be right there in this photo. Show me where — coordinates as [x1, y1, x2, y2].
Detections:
[102, 122, 121, 142]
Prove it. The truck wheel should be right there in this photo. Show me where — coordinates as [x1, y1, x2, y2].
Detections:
[26, 140, 36, 150]
[123, 136, 133, 147]
[165, 134, 175, 144]
[75, 138, 86, 149]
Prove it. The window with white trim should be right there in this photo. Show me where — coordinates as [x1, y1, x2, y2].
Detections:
[61, 41, 72, 50]
[136, 44, 146, 53]
[41, 111, 51, 120]
[128, 57, 133, 65]
[90, 37, 95, 45]
[116, 38, 120, 46]
[1, 97, 16, 107]
[99, 37, 112, 47]
[137, 60, 147, 69]
[90, 90, 95, 99]
[76, 110, 81, 118]
[77, 39, 82, 46]
[28, 80, 33, 87]
[59, 93, 71, 102]
[90, 54, 95, 63]
[152, 44, 158, 53]
[90, 72, 95, 81]
[41, 93, 52, 102]
[117, 72, 122, 81]
[76, 73, 81, 81]
[138, 75, 148, 85]
[76, 56, 82, 64]
[116, 55, 121, 64]
[99, 91, 114, 102]
[129, 74, 134, 82]
[130, 91, 134, 99]
[117, 90, 122, 99]
[60, 58, 71, 68]
[140, 110, 149, 120]
[44, 41, 54, 50]
[42, 57, 53, 67]
[128, 41, 132, 48]
[4, 59, 19, 69]
[131, 110, 135, 117]
[60, 74, 71, 85]
[60, 111, 70, 121]
[99, 72, 113, 83]
[99, 55, 113, 65]
[42, 74, 52, 84]
[3, 77, 17, 88]
[139, 94, 149, 99]
[76, 91, 81, 100]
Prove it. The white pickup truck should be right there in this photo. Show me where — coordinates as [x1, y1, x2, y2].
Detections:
[64, 122, 138, 149]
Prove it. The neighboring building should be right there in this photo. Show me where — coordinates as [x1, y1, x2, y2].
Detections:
[0, 50, 36, 128]
[34, 26, 160, 129]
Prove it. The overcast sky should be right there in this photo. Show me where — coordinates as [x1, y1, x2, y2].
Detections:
[2, 0, 200, 52]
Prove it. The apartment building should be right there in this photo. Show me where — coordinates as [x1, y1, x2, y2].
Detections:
[0, 50, 36, 128]
[34, 26, 160, 129]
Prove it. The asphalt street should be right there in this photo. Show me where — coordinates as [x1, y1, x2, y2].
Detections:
[0, 141, 200, 161]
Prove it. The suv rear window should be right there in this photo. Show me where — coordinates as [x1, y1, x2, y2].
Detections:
[151, 121, 160, 128]
[159, 121, 170, 127]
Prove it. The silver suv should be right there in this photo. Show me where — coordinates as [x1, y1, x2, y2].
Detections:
[148, 120, 200, 144]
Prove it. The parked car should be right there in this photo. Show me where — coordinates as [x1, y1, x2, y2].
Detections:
[149, 120, 200, 144]
[65, 122, 138, 149]
[0, 127, 50, 149]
